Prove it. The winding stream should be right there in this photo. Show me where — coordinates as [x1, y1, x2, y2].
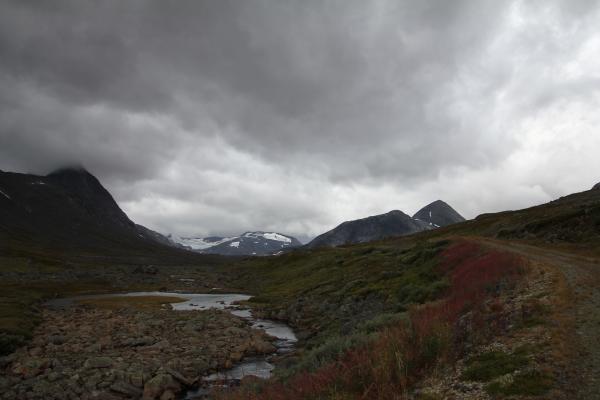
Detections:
[46, 291, 297, 398]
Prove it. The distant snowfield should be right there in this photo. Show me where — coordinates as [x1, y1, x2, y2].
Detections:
[262, 232, 292, 243]
[169, 235, 236, 250]
[243, 232, 292, 243]
[168, 231, 297, 253]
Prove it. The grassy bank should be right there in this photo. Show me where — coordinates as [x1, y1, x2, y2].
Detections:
[77, 295, 187, 310]
[217, 240, 538, 399]
[230, 239, 450, 347]
[0, 280, 120, 355]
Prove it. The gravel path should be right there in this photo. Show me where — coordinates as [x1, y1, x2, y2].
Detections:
[482, 239, 600, 399]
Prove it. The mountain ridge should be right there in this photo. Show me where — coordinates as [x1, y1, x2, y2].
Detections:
[169, 231, 302, 256]
[307, 201, 465, 248]
[306, 209, 432, 248]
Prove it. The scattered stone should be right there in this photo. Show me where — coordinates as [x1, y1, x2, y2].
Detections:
[84, 357, 113, 369]
[49, 334, 66, 345]
[3, 305, 278, 400]
[164, 367, 194, 386]
[160, 390, 176, 400]
[110, 381, 143, 397]
[142, 373, 180, 400]
[29, 347, 43, 356]
[252, 338, 277, 354]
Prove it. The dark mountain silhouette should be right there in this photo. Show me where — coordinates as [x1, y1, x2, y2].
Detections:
[306, 210, 431, 248]
[0, 167, 195, 260]
[412, 200, 466, 228]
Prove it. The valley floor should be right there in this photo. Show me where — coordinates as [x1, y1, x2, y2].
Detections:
[0, 299, 277, 400]
[1, 238, 599, 400]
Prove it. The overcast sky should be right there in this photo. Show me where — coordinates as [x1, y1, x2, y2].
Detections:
[1, 0, 600, 241]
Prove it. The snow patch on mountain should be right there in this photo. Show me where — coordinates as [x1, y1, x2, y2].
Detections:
[0, 188, 10, 200]
[168, 235, 236, 250]
[167, 231, 302, 256]
[263, 232, 292, 243]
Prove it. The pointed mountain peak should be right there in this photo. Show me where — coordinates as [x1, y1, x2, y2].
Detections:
[307, 209, 428, 248]
[413, 200, 465, 228]
[428, 200, 450, 207]
[47, 165, 103, 189]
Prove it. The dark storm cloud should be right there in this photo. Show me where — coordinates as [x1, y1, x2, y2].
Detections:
[1, 0, 600, 238]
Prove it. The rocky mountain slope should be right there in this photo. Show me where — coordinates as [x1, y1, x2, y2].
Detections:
[307, 201, 465, 248]
[170, 232, 302, 256]
[413, 200, 466, 228]
[0, 167, 193, 260]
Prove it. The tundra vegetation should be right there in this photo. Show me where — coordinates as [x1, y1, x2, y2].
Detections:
[1, 185, 599, 399]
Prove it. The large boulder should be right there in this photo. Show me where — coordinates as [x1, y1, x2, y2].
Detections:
[252, 338, 277, 354]
[142, 373, 181, 400]
[110, 381, 143, 397]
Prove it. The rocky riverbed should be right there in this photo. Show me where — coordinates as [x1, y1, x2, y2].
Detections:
[0, 305, 278, 400]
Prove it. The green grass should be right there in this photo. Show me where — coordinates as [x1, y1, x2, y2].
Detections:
[278, 312, 409, 378]
[231, 240, 450, 346]
[0, 287, 44, 355]
[462, 347, 530, 382]
[486, 370, 552, 396]
[517, 299, 551, 329]
[77, 295, 187, 310]
[0, 277, 163, 355]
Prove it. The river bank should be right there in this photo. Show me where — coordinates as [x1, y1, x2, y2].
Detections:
[0, 293, 295, 400]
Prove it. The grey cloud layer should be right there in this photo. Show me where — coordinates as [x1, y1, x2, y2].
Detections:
[1, 0, 600, 238]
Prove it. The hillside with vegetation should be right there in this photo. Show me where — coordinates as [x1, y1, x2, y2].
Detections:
[215, 186, 600, 399]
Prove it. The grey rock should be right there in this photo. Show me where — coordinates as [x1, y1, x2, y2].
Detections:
[122, 336, 155, 347]
[160, 390, 176, 400]
[46, 372, 60, 382]
[84, 357, 113, 369]
[48, 335, 66, 345]
[164, 367, 194, 386]
[110, 381, 143, 397]
[142, 373, 181, 400]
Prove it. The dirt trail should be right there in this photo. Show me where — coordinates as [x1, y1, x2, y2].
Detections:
[480, 239, 600, 399]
